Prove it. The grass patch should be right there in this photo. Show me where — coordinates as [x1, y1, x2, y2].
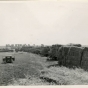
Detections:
[1, 52, 88, 85]
[40, 66, 88, 85]
[0, 52, 45, 85]
[9, 76, 55, 85]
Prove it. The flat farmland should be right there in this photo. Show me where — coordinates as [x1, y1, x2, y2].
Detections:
[1, 52, 88, 85]
[0, 52, 51, 85]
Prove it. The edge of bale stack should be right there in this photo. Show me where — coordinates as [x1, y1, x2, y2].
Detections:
[65, 46, 84, 68]
[81, 47, 88, 70]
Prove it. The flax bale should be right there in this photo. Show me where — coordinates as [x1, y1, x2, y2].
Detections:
[49, 44, 62, 60]
[66, 46, 83, 68]
[81, 47, 88, 70]
[57, 46, 70, 66]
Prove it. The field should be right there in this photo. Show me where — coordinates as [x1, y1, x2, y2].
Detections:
[0, 52, 88, 85]
[0, 52, 56, 85]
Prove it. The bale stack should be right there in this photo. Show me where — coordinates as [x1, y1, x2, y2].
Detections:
[65, 46, 84, 68]
[49, 44, 62, 60]
[57, 46, 70, 66]
[81, 47, 88, 70]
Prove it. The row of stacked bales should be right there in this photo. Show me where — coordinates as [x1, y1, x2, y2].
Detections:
[81, 47, 88, 70]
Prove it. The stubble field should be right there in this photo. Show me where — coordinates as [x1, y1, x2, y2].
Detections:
[0, 52, 88, 85]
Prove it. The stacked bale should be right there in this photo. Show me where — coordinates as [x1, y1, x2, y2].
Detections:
[81, 47, 88, 70]
[40, 46, 50, 57]
[49, 44, 62, 60]
[66, 46, 84, 68]
[57, 46, 70, 66]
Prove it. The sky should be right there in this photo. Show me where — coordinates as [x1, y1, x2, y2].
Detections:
[0, 1, 88, 46]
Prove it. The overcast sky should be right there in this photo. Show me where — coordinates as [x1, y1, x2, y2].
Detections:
[0, 1, 88, 46]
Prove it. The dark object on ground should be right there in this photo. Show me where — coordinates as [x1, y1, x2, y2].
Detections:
[2, 55, 15, 63]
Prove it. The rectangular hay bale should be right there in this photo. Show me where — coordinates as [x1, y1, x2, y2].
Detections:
[66, 46, 84, 67]
[57, 46, 70, 66]
[66, 60, 81, 67]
